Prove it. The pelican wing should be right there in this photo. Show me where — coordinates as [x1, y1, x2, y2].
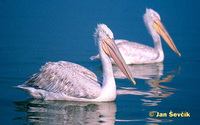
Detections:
[23, 61, 101, 99]
[90, 40, 159, 64]
[115, 40, 159, 64]
[90, 40, 131, 60]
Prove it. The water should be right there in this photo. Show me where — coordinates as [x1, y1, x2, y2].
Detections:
[0, 0, 200, 124]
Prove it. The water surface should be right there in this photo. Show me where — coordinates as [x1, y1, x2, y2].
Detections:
[0, 0, 200, 124]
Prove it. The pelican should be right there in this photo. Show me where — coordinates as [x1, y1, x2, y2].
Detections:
[15, 24, 136, 102]
[90, 8, 181, 64]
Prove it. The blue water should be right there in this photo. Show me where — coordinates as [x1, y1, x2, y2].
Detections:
[1, 0, 200, 124]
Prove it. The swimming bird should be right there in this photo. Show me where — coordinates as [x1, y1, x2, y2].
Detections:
[15, 24, 136, 102]
[90, 8, 181, 64]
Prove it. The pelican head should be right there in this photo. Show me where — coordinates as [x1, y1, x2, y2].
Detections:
[94, 24, 136, 85]
[144, 8, 181, 57]
[94, 24, 114, 43]
[144, 8, 161, 23]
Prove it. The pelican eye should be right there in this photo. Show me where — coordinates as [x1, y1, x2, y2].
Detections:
[153, 13, 160, 20]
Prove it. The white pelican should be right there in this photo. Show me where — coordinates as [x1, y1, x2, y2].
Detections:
[90, 8, 181, 64]
[15, 24, 136, 102]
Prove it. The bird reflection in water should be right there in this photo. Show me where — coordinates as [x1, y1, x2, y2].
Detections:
[13, 99, 116, 125]
[113, 63, 181, 106]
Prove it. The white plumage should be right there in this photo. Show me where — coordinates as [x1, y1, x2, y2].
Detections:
[15, 24, 135, 102]
[17, 61, 101, 100]
[90, 8, 181, 64]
